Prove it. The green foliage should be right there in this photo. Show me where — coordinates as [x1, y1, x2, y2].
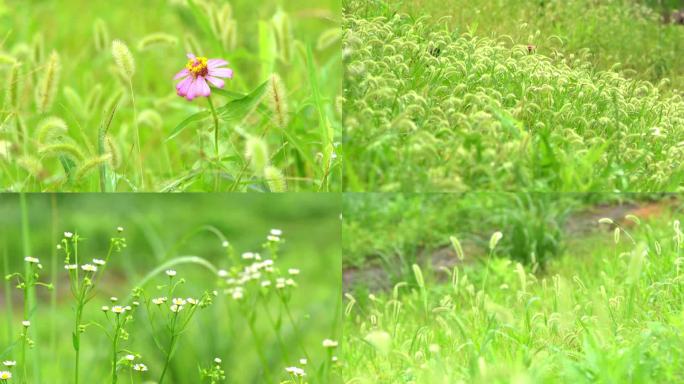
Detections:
[343, 206, 684, 383]
[344, 0, 684, 192]
[0, 0, 342, 192]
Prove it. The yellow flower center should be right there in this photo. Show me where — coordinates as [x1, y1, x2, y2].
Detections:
[186, 56, 209, 78]
[0, 372, 9, 379]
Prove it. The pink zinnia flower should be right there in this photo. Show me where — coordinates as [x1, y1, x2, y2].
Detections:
[175, 53, 233, 101]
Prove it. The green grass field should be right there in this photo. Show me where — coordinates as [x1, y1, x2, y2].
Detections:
[343, 0, 684, 192]
[0, 194, 341, 383]
[342, 194, 684, 383]
[0, 0, 341, 192]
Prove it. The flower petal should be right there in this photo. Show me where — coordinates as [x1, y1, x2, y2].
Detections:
[208, 59, 229, 68]
[206, 76, 225, 89]
[185, 78, 200, 100]
[176, 76, 193, 97]
[174, 68, 190, 80]
[197, 77, 211, 97]
[209, 68, 233, 79]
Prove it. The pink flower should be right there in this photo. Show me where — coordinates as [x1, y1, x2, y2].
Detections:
[175, 53, 233, 101]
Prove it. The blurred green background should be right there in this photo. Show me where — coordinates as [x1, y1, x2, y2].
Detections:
[0, 193, 341, 383]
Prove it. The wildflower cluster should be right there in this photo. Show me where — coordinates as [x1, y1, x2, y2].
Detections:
[142, 269, 214, 383]
[60, 229, 126, 384]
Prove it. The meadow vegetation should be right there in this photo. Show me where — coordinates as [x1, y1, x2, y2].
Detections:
[343, 194, 684, 383]
[0, 194, 341, 383]
[343, 0, 684, 192]
[0, 0, 341, 192]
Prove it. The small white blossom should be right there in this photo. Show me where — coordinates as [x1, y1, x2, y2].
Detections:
[110, 297, 118, 302]
[170, 304, 183, 313]
[64, 264, 78, 270]
[285, 366, 306, 377]
[270, 229, 283, 236]
[241, 252, 255, 260]
[24, 256, 40, 264]
[125, 354, 135, 361]
[2, 361, 16, 367]
[261, 280, 272, 287]
[165, 269, 177, 277]
[218, 269, 228, 277]
[172, 298, 186, 306]
[64, 232, 74, 238]
[322, 339, 338, 348]
[112, 306, 126, 314]
[133, 363, 148, 372]
[288, 268, 300, 275]
[299, 358, 307, 365]
[81, 264, 97, 272]
[101, 306, 110, 312]
[152, 297, 167, 305]
[267, 235, 280, 242]
[93, 259, 106, 266]
[232, 289, 244, 300]
[186, 298, 198, 305]
[22, 320, 30, 327]
[117, 226, 124, 233]
[221, 240, 229, 248]
[0, 371, 12, 379]
[214, 357, 222, 364]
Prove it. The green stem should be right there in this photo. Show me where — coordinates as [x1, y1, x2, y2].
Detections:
[159, 313, 179, 384]
[129, 80, 143, 189]
[207, 94, 220, 191]
[111, 317, 121, 384]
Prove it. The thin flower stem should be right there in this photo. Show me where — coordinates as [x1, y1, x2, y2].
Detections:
[207, 94, 220, 191]
[281, 298, 311, 361]
[158, 313, 179, 384]
[111, 315, 122, 384]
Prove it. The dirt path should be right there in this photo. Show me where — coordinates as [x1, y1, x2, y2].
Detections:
[343, 198, 678, 291]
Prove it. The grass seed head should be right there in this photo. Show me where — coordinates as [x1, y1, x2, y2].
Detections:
[111, 40, 136, 80]
[35, 51, 61, 113]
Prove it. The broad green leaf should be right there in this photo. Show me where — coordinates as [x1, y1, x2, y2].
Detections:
[216, 80, 268, 123]
[166, 110, 211, 142]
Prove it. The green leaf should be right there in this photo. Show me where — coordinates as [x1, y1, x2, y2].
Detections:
[167, 81, 267, 142]
[166, 110, 211, 142]
[216, 81, 268, 123]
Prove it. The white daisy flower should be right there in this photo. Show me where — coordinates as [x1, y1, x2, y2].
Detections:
[172, 298, 186, 306]
[24, 256, 40, 264]
[261, 280, 272, 287]
[0, 371, 12, 379]
[101, 306, 110, 312]
[186, 298, 198, 305]
[64, 232, 74, 238]
[241, 252, 255, 260]
[170, 304, 183, 313]
[270, 229, 283, 236]
[110, 297, 118, 302]
[117, 226, 124, 233]
[285, 366, 306, 377]
[2, 361, 16, 367]
[125, 354, 135, 361]
[111, 306, 126, 314]
[93, 259, 106, 266]
[81, 264, 97, 272]
[22, 320, 30, 327]
[218, 269, 228, 277]
[152, 297, 167, 305]
[64, 264, 78, 270]
[299, 358, 307, 365]
[165, 269, 177, 277]
[267, 235, 280, 242]
[322, 339, 338, 348]
[214, 357, 222, 364]
[133, 363, 148, 371]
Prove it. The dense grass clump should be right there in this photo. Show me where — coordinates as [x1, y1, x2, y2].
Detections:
[343, 12, 684, 192]
[343, 212, 684, 383]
